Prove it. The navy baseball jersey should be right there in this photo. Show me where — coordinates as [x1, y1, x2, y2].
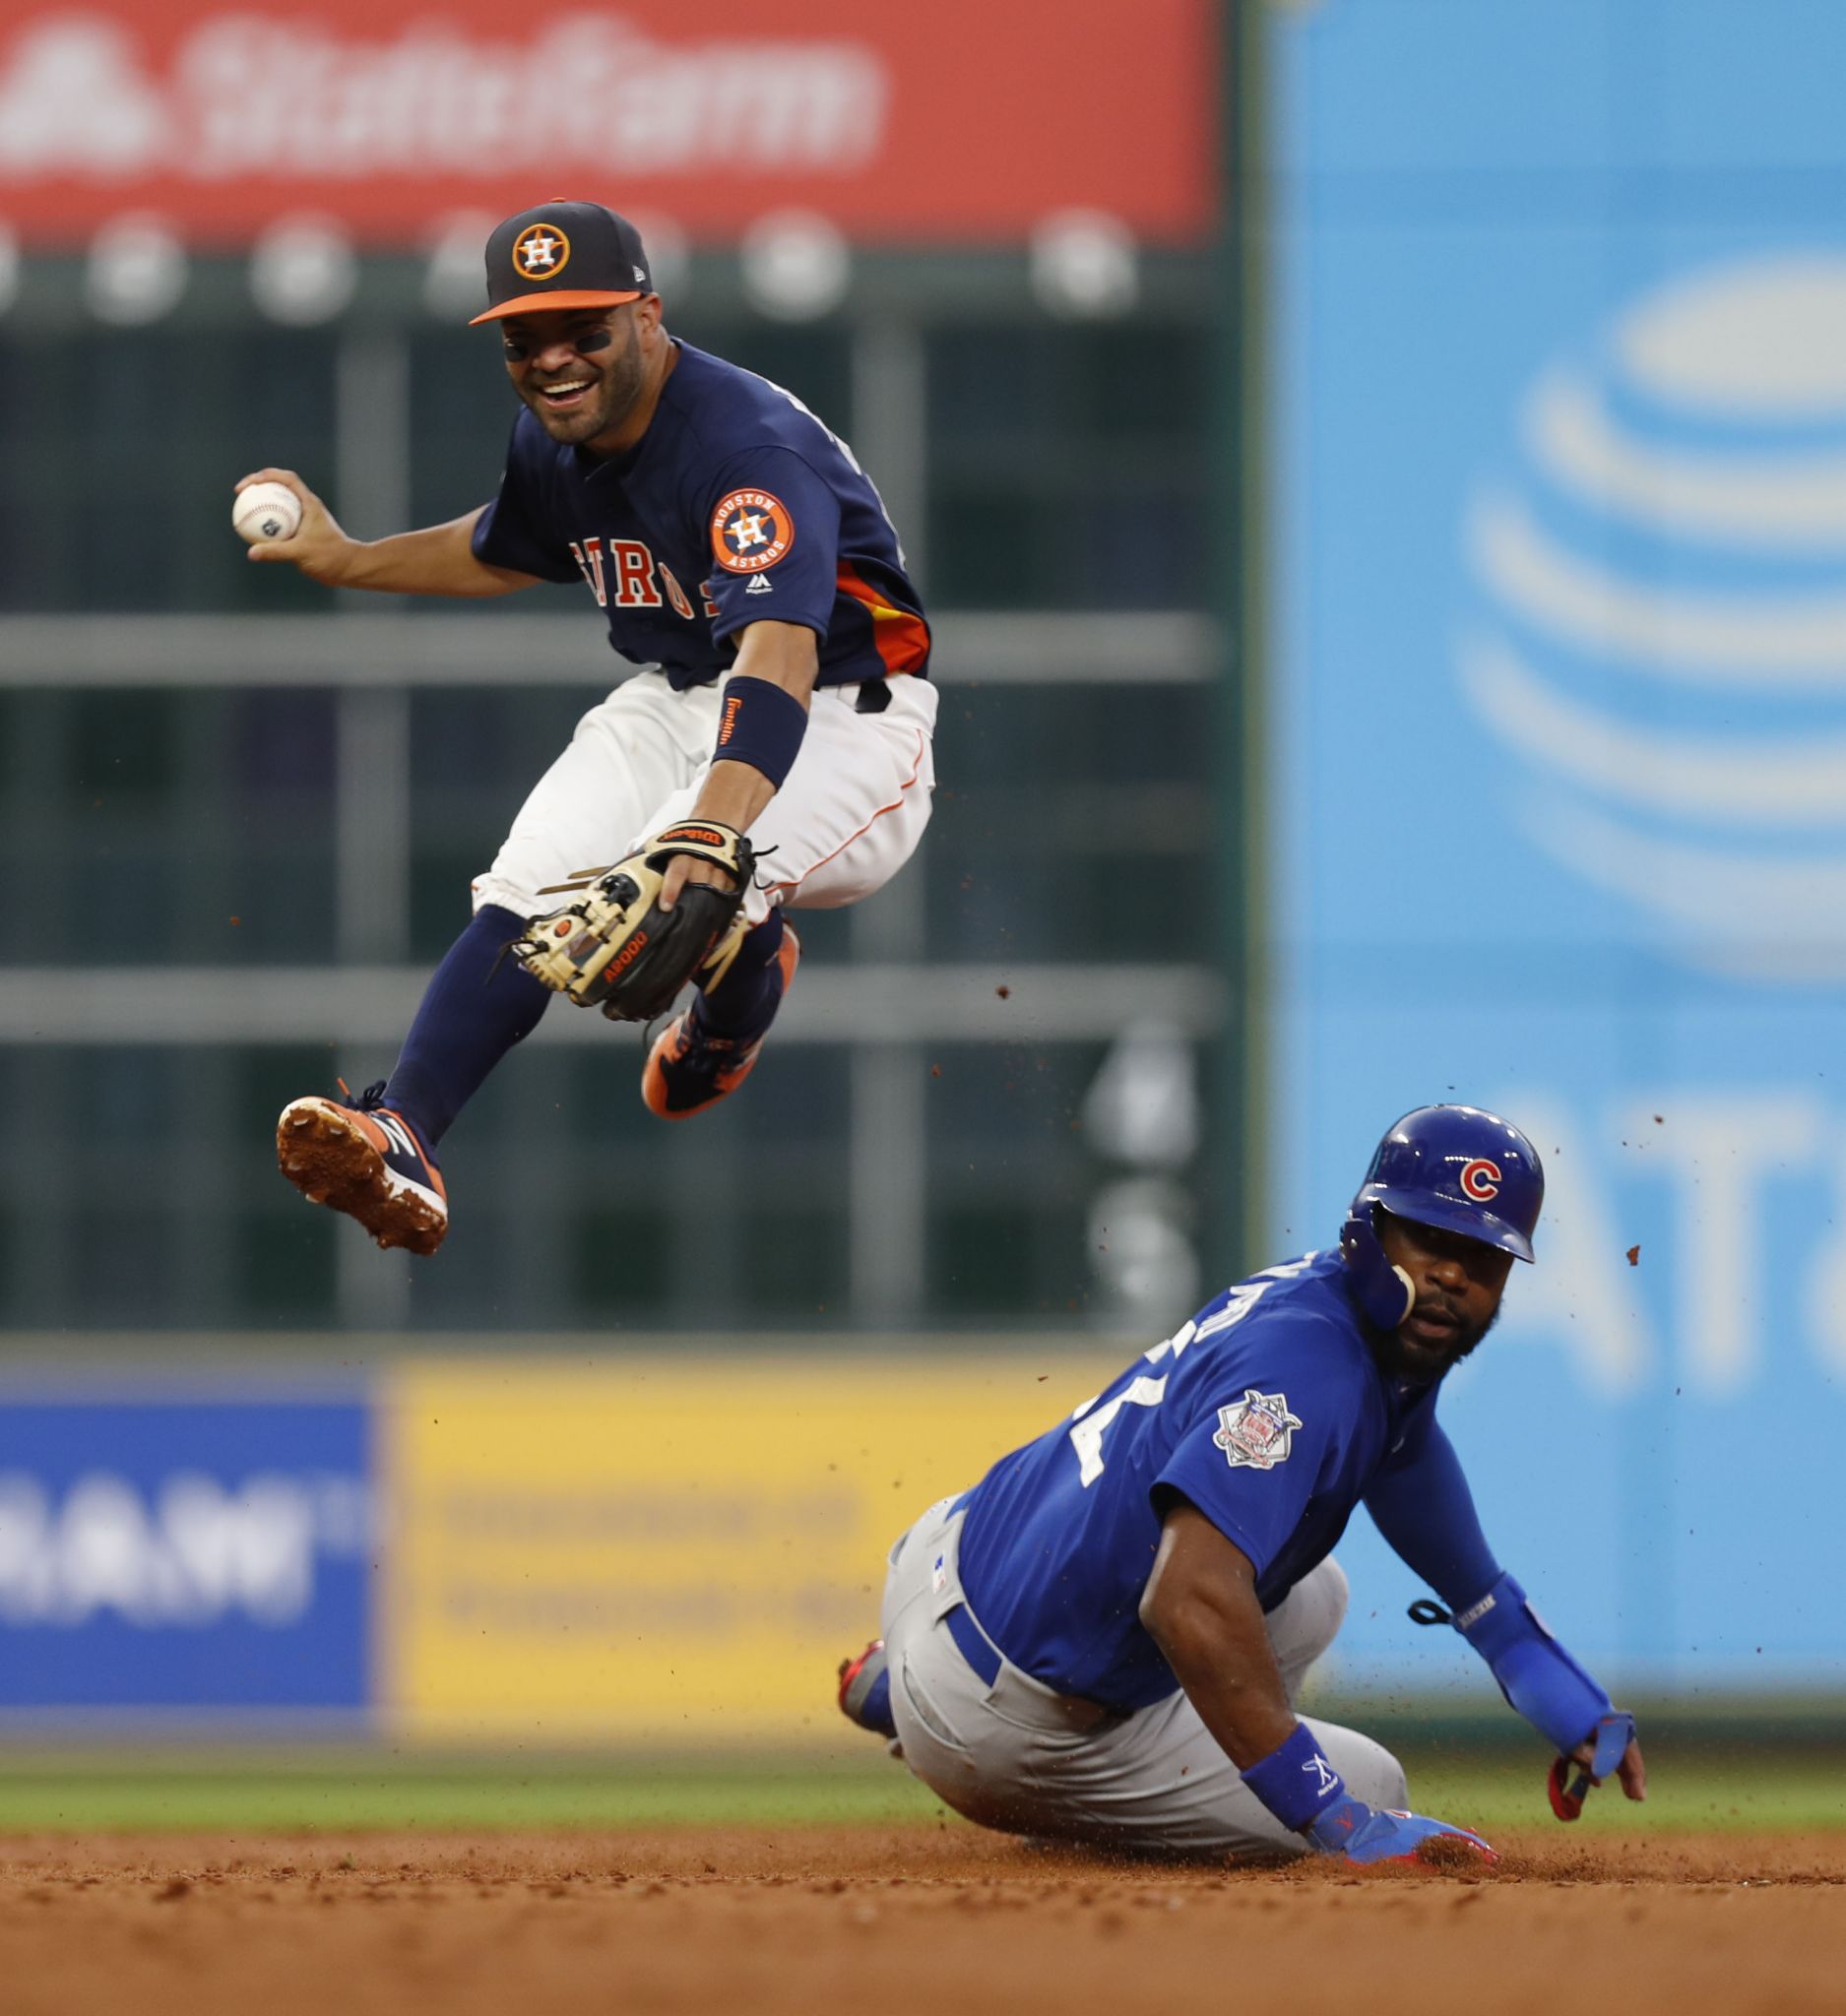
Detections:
[957, 1250, 1445, 1710]
[472, 342, 930, 691]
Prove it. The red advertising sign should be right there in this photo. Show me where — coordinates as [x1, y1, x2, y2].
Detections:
[0, 4, 1217, 245]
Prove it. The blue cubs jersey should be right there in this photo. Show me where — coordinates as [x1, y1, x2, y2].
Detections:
[472, 342, 929, 692]
[957, 1250, 1444, 1711]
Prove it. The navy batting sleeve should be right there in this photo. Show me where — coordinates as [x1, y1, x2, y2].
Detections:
[699, 447, 842, 649]
[1364, 1419, 1501, 1609]
[471, 418, 581, 585]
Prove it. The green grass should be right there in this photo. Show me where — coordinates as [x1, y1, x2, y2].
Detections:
[0, 1752, 941, 1834]
[0, 1746, 1836, 1836]
[1402, 1749, 1846, 1835]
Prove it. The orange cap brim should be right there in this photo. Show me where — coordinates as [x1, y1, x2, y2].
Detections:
[468, 288, 644, 326]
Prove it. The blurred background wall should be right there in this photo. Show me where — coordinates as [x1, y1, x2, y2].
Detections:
[1265, 0, 1846, 1698]
[0, 0, 1233, 1737]
[0, 0, 1228, 1344]
[0, 0, 1839, 1739]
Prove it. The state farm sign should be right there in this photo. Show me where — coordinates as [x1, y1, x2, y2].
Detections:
[0, 3, 1216, 245]
[0, 17, 884, 180]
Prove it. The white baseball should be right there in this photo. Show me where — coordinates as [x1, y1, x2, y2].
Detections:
[232, 480, 303, 544]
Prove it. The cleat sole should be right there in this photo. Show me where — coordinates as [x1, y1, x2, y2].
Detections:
[274, 1099, 448, 1257]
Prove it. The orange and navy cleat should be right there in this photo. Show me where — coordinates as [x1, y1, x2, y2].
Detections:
[275, 1080, 449, 1255]
[837, 1638, 897, 1739]
[642, 923, 800, 1120]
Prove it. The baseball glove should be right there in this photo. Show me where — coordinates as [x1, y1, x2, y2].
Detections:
[510, 819, 754, 1023]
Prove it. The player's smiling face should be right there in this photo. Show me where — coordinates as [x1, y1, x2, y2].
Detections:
[499, 302, 654, 449]
[1371, 1212, 1513, 1382]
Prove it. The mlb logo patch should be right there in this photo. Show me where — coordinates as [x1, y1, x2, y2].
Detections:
[1213, 1389, 1304, 1472]
[931, 1554, 948, 1596]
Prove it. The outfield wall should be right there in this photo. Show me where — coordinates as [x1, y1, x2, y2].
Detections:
[1, 1328, 1841, 1743]
[0, 1354, 1122, 1741]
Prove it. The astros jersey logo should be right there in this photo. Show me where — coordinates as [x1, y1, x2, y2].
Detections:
[711, 488, 795, 574]
[512, 222, 571, 282]
[1459, 1158, 1502, 1201]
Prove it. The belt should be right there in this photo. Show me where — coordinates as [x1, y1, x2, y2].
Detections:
[943, 1601, 1002, 1687]
[853, 679, 891, 715]
[939, 1485, 1001, 1684]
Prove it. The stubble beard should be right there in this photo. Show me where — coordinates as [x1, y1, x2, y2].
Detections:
[526, 323, 647, 449]
[1374, 1302, 1501, 1385]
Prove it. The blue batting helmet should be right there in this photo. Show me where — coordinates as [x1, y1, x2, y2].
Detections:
[1339, 1105, 1544, 1329]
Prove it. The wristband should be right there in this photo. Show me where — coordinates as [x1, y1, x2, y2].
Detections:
[1240, 1722, 1348, 1834]
[714, 675, 809, 789]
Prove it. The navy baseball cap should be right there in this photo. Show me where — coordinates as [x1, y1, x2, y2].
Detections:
[470, 200, 654, 325]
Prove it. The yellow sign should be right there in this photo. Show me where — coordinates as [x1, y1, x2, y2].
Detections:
[382, 1354, 1125, 1744]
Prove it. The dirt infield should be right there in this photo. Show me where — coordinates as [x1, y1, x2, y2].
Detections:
[3, 1828, 1843, 2016]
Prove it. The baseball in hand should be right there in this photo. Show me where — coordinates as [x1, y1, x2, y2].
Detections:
[232, 481, 303, 544]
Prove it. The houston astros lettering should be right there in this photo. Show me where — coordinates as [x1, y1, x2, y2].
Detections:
[236, 199, 935, 1256]
[838, 1104, 1646, 1863]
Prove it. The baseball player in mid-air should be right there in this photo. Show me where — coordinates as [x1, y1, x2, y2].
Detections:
[236, 200, 935, 1255]
[838, 1104, 1647, 1864]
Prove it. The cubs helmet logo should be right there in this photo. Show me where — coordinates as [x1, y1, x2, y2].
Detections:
[711, 488, 795, 574]
[512, 222, 571, 282]
[1459, 1157, 1502, 1202]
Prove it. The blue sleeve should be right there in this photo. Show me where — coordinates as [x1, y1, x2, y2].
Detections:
[471, 421, 581, 585]
[699, 447, 842, 649]
[1458, 1572, 1616, 1754]
[1153, 1364, 1340, 1579]
[1363, 1420, 1501, 1610]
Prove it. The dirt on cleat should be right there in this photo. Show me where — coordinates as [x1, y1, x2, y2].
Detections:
[274, 1099, 447, 1257]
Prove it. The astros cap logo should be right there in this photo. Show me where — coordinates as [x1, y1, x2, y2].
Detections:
[512, 222, 571, 283]
[1459, 1158, 1502, 1202]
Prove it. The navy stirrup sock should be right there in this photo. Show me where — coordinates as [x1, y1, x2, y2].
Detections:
[383, 904, 551, 1148]
[692, 911, 788, 1040]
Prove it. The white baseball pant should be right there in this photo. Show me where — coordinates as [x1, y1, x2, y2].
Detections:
[880, 1491, 1408, 1858]
[471, 668, 938, 925]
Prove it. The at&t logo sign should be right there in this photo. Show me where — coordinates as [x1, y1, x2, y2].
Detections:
[1460, 252, 1846, 986]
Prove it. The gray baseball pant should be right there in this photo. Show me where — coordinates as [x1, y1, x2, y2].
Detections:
[879, 1491, 1409, 1858]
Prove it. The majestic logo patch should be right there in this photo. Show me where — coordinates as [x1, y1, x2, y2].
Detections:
[1459, 1157, 1502, 1201]
[512, 222, 570, 282]
[711, 488, 796, 574]
[1212, 1389, 1304, 1472]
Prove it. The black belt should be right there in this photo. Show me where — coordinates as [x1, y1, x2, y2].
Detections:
[854, 680, 892, 714]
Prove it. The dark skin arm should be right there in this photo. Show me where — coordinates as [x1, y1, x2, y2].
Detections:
[1138, 1500, 1297, 1770]
[1142, 1492, 1646, 1811]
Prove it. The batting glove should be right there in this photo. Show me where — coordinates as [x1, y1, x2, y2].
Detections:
[1306, 1796, 1499, 1867]
[1241, 1724, 1497, 1867]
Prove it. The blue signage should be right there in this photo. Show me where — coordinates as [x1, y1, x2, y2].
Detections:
[0, 1397, 373, 1713]
[1270, 0, 1846, 1689]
